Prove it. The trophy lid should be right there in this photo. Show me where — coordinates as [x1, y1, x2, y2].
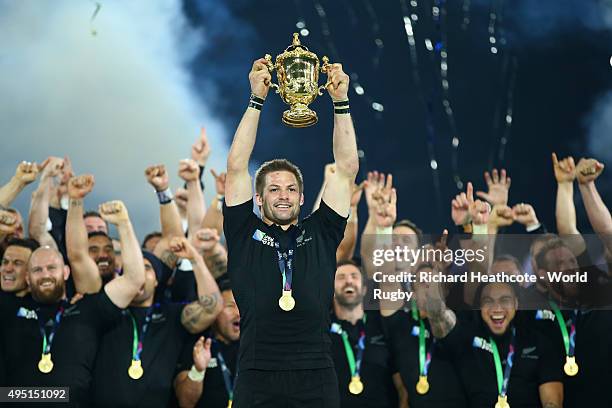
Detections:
[285, 32, 309, 52]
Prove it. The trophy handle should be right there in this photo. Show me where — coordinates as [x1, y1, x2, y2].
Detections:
[264, 54, 280, 93]
[318, 55, 332, 95]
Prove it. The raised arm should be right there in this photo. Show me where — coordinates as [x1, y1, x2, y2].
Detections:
[321, 64, 359, 217]
[552, 153, 586, 255]
[172, 237, 222, 334]
[193, 228, 227, 279]
[423, 268, 457, 338]
[66, 175, 102, 294]
[0, 160, 42, 207]
[29, 157, 64, 249]
[102, 201, 145, 308]
[145, 165, 182, 268]
[576, 158, 612, 254]
[200, 169, 225, 236]
[226, 58, 271, 206]
[178, 159, 205, 238]
[336, 184, 362, 262]
[174, 336, 211, 408]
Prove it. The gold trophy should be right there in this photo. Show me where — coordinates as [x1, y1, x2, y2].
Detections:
[264, 33, 331, 128]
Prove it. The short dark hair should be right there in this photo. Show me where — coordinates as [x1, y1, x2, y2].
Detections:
[142, 232, 162, 249]
[84, 210, 103, 220]
[492, 254, 524, 274]
[393, 219, 423, 246]
[336, 259, 367, 287]
[88, 231, 111, 241]
[254, 159, 304, 196]
[473, 281, 519, 307]
[535, 238, 568, 271]
[4, 237, 40, 253]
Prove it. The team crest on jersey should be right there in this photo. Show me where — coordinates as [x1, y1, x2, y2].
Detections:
[207, 357, 218, 368]
[535, 309, 556, 321]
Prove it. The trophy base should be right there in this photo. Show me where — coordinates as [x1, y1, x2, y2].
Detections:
[282, 104, 318, 128]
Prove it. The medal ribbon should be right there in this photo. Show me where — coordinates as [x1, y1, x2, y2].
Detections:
[129, 305, 155, 362]
[548, 301, 574, 357]
[273, 229, 298, 291]
[330, 315, 367, 378]
[411, 301, 432, 377]
[489, 327, 515, 398]
[216, 347, 236, 402]
[38, 301, 66, 355]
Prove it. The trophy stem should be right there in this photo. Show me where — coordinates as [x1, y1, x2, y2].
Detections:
[282, 103, 318, 128]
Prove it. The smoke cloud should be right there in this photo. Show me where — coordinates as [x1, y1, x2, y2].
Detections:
[0, 0, 229, 237]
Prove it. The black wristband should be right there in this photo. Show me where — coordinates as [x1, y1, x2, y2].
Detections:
[248, 101, 262, 111]
[333, 99, 350, 107]
[250, 94, 265, 105]
[334, 107, 350, 114]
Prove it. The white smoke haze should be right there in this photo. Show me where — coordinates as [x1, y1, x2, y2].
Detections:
[0, 0, 230, 238]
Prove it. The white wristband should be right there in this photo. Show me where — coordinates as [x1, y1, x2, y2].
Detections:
[526, 223, 541, 232]
[472, 223, 488, 235]
[376, 226, 393, 235]
[187, 365, 205, 382]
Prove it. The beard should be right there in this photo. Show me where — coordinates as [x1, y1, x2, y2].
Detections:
[262, 201, 300, 226]
[31, 278, 65, 304]
[335, 286, 364, 309]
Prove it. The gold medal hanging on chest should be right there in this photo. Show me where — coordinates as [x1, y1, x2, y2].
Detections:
[564, 356, 579, 376]
[278, 290, 295, 311]
[415, 375, 429, 395]
[38, 353, 54, 374]
[348, 375, 364, 395]
[128, 359, 144, 380]
[495, 394, 510, 408]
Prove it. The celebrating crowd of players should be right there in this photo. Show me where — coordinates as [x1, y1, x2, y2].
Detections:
[1, 57, 612, 408]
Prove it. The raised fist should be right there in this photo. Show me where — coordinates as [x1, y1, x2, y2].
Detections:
[178, 159, 200, 183]
[576, 158, 605, 185]
[68, 175, 95, 200]
[99, 201, 129, 225]
[552, 153, 576, 184]
[476, 169, 511, 207]
[512, 203, 538, 227]
[169, 236, 198, 260]
[192, 228, 220, 253]
[210, 169, 226, 196]
[41, 157, 65, 179]
[193, 336, 212, 372]
[488, 204, 514, 229]
[469, 199, 491, 226]
[15, 161, 41, 185]
[249, 58, 272, 99]
[145, 165, 169, 192]
[325, 63, 350, 102]
[0, 209, 17, 234]
[191, 127, 211, 167]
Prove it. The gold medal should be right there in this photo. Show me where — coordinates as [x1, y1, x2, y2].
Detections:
[495, 395, 510, 408]
[416, 375, 429, 395]
[564, 356, 579, 376]
[38, 353, 54, 374]
[227, 400, 233, 408]
[348, 376, 364, 395]
[278, 290, 295, 312]
[128, 359, 144, 380]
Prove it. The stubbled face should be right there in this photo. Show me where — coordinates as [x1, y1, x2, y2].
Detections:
[0, 245, 32, 293]
[27, 249, 69, 304]
[480, 283, 517, 336]
[132, 258, 157, 305]
[542, 247, 580, 299]
[88, 235, 116, 281]
[491, 260, 520, 276]
[84, 216, 108, 234]
[334, 264, 365, 309]
[214, 290, 240, 342]
[144, 236, 161, 253]
[256, 171, 303, 226]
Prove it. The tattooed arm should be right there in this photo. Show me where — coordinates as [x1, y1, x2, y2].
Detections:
[423, 270, 457, 339]
[171, 237, 223, 334]
[192, 228, 227, 279]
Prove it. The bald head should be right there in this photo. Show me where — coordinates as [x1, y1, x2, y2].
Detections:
[27, 247, 69, 304]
